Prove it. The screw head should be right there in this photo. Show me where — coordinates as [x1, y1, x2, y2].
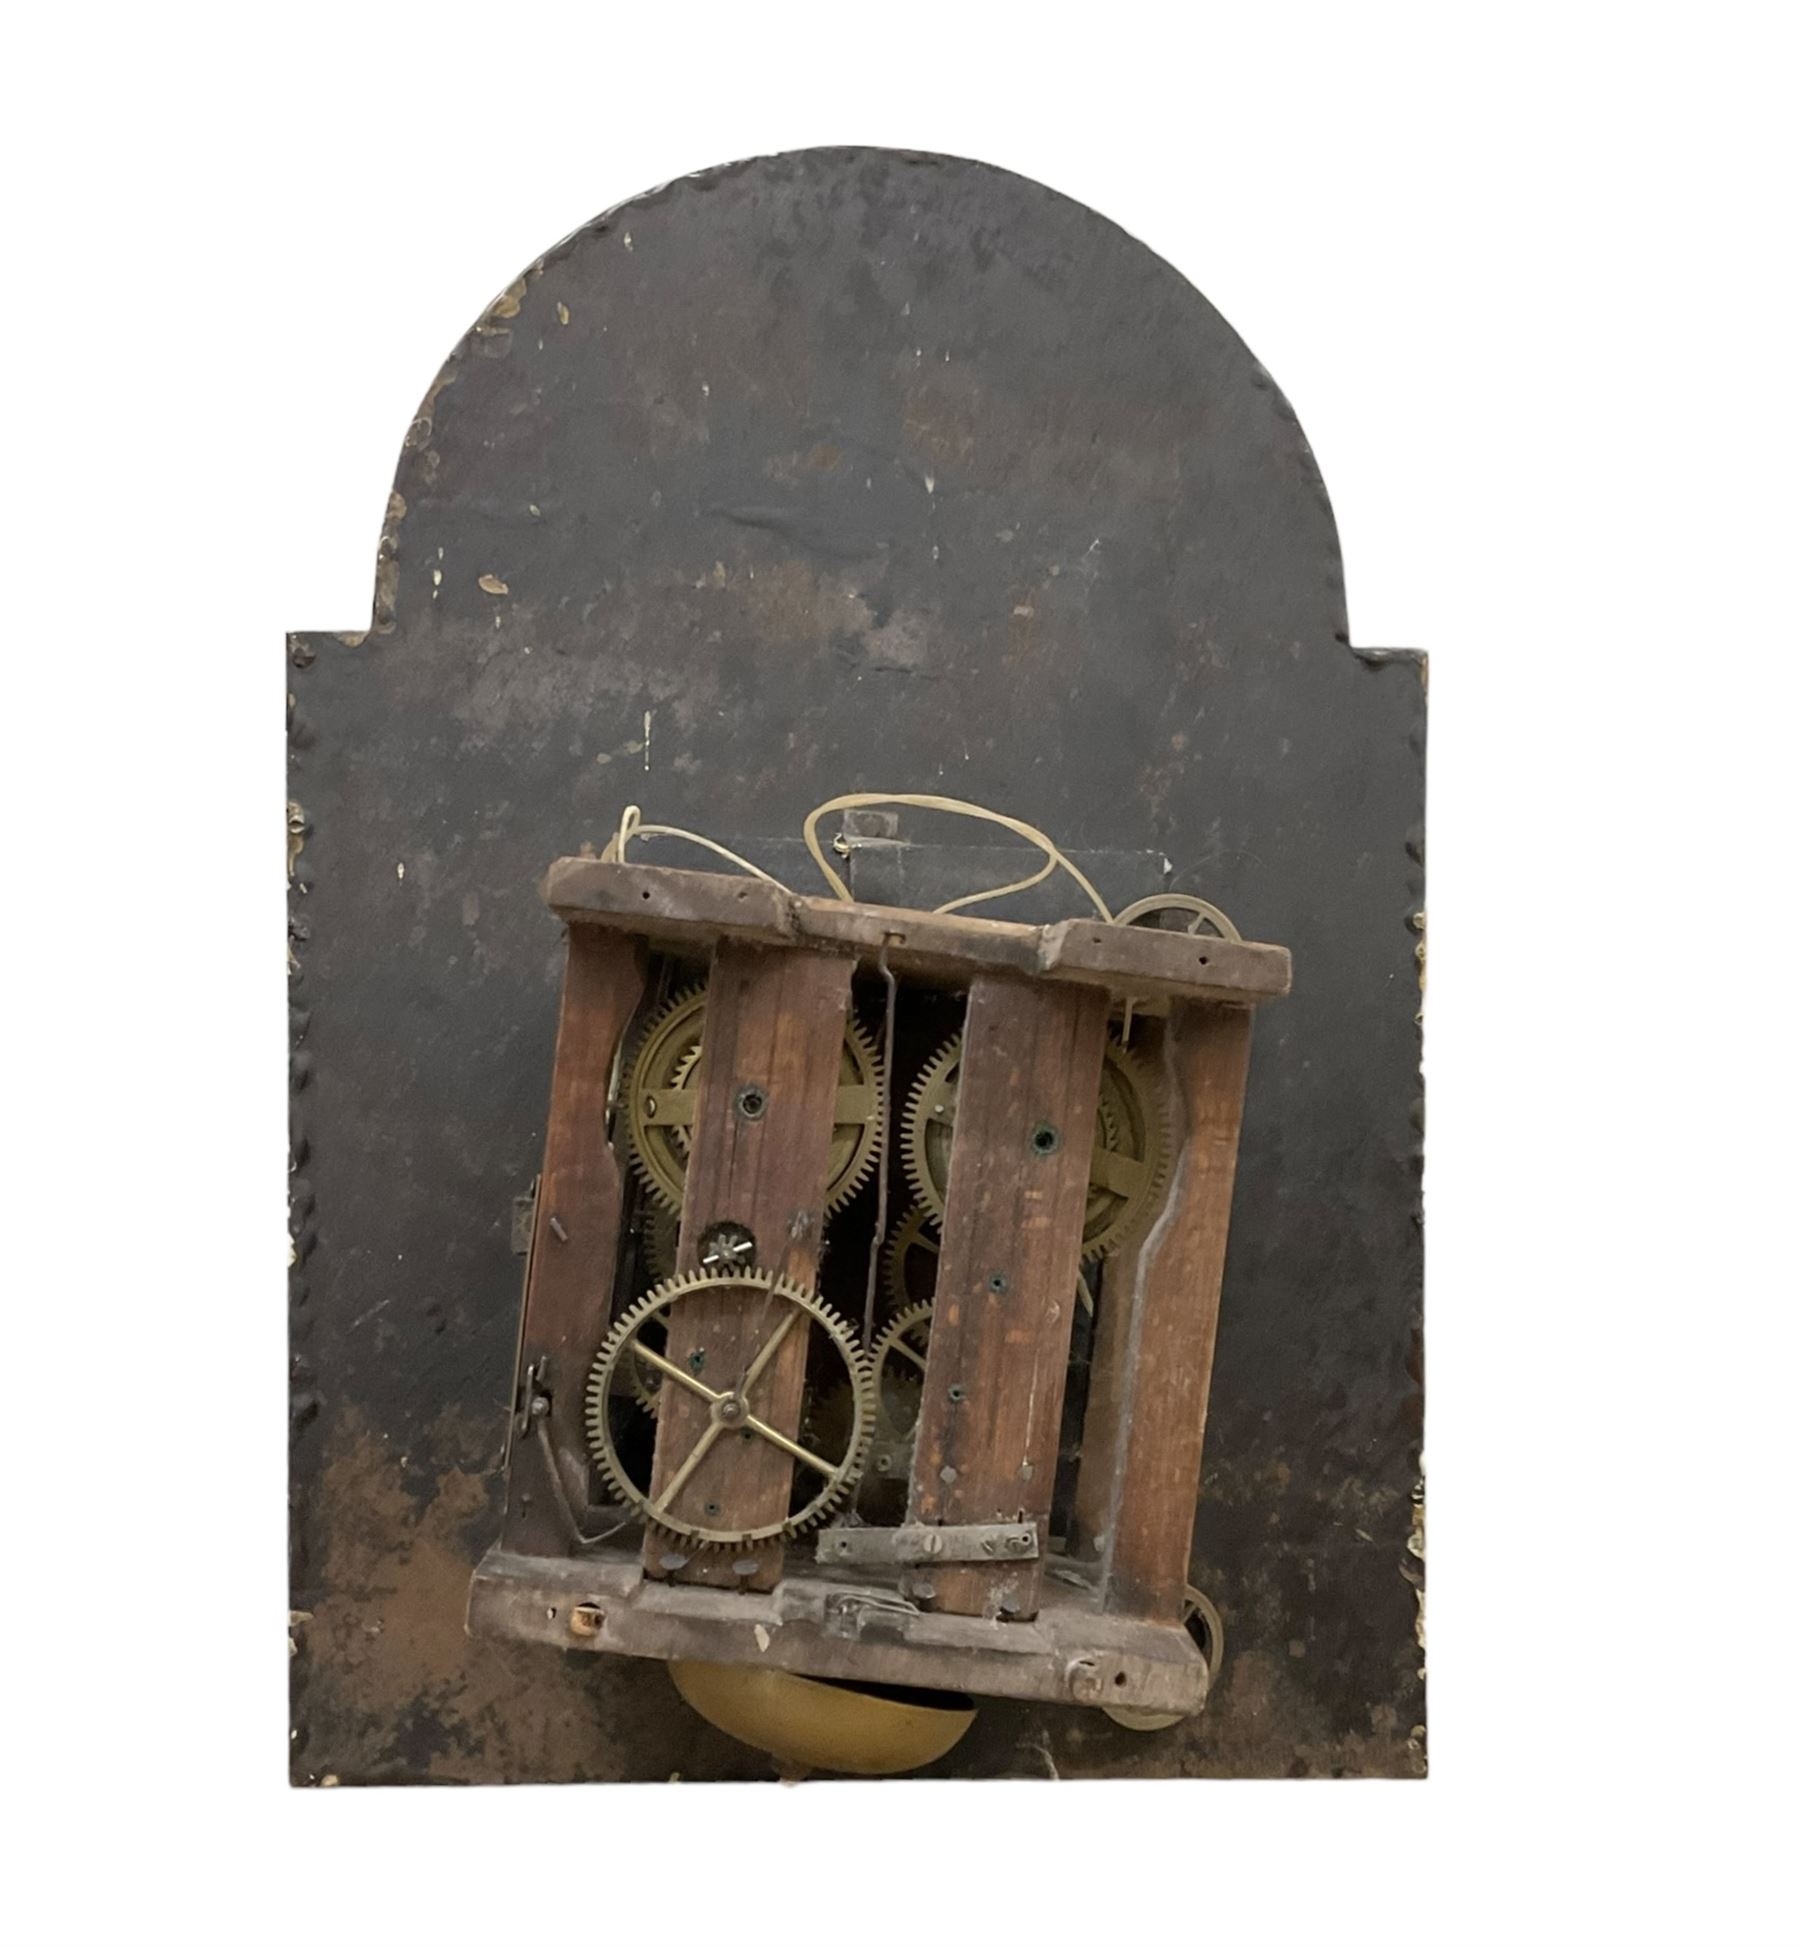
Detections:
[1065, 1656, 1104, 1703]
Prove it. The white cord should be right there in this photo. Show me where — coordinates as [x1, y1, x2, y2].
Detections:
[595, 796, 1237, 936]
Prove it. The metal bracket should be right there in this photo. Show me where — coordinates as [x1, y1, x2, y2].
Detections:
[821, 1587, 922, 1641]
[500, 1176, 543, 1470]
[815, 1521, 1039, 1567]
[512, 1354, 551, 1447]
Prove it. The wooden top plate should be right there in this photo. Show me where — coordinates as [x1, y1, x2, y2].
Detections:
[543, 858, 1291, 1008]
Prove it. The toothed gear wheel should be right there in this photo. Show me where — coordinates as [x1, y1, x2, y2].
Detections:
[882, 1201, 941, 1313]
[1087, 1036, 1172, 1257]
[667, 1044, 703, 1155]
[624, 986, 884, 1214]
[907, 1035, 1113, 1222]
[640, 1203, 680, 1284]
[629, 1209, 682, 1413]
[621, 985, 706, 1209]
[871, 1300, 934, 1437]
[902, 1030, 1170, 1259]
[585, 1269, 875, 1547]
[800, 1372, 858, 1461]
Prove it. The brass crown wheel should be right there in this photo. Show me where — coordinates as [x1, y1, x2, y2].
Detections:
[901, 1030, 1170, 1259]
[624, 985, 884, 1215]
[585, 1269, 875, 1548]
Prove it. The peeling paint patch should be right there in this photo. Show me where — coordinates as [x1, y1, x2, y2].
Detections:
[291, 1405, 661, 1785]
[485, 277, 526, 323]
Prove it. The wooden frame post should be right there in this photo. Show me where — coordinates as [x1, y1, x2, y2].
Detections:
[502, 929, 647, 1555]
[480, 866, 1291, 1712]
[905, 975, 1109, 1618]
[1073, 1001, 1255, 1621]
[645, 942, 853, 1589]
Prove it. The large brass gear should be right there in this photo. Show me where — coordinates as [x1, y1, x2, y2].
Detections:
[624, 985, 885, 1216]
[901, 1030, 1170, 1259]
[626, 1207, 683, 1414]
[585, 1269, 875, 1548]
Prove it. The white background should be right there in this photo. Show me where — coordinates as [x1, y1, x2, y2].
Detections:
[6, 4, 1796, 1943]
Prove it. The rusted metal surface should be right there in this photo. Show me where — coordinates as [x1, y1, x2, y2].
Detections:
[288, 146, 1424, 1782]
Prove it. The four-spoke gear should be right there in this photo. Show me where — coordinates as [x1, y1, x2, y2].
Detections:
[585, 1269, 875, 1547]
[902, 1029, 1170, 1260]
[624, 985, 885, 1215]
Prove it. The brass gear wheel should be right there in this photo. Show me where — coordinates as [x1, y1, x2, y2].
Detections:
[667, 1043, 703, 1155]
[585, 1269, 875, 1547]
[1103, 1584, 1225, 1730]
[628, 1207, 683, 1414]
[871, 1300, 934, 1438]
[640, 1203, 680, 1284]
[624, 986, 884, 1216]
[881, 1201, 941, 1313]
[901, 1030, 1170, 1259]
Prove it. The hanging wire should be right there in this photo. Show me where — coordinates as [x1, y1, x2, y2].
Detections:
[800, 792, 1112, 920]
[602, 803, 791, 886]
[596, 798, 1247, 938]
[1111, 891, 1242, 943]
